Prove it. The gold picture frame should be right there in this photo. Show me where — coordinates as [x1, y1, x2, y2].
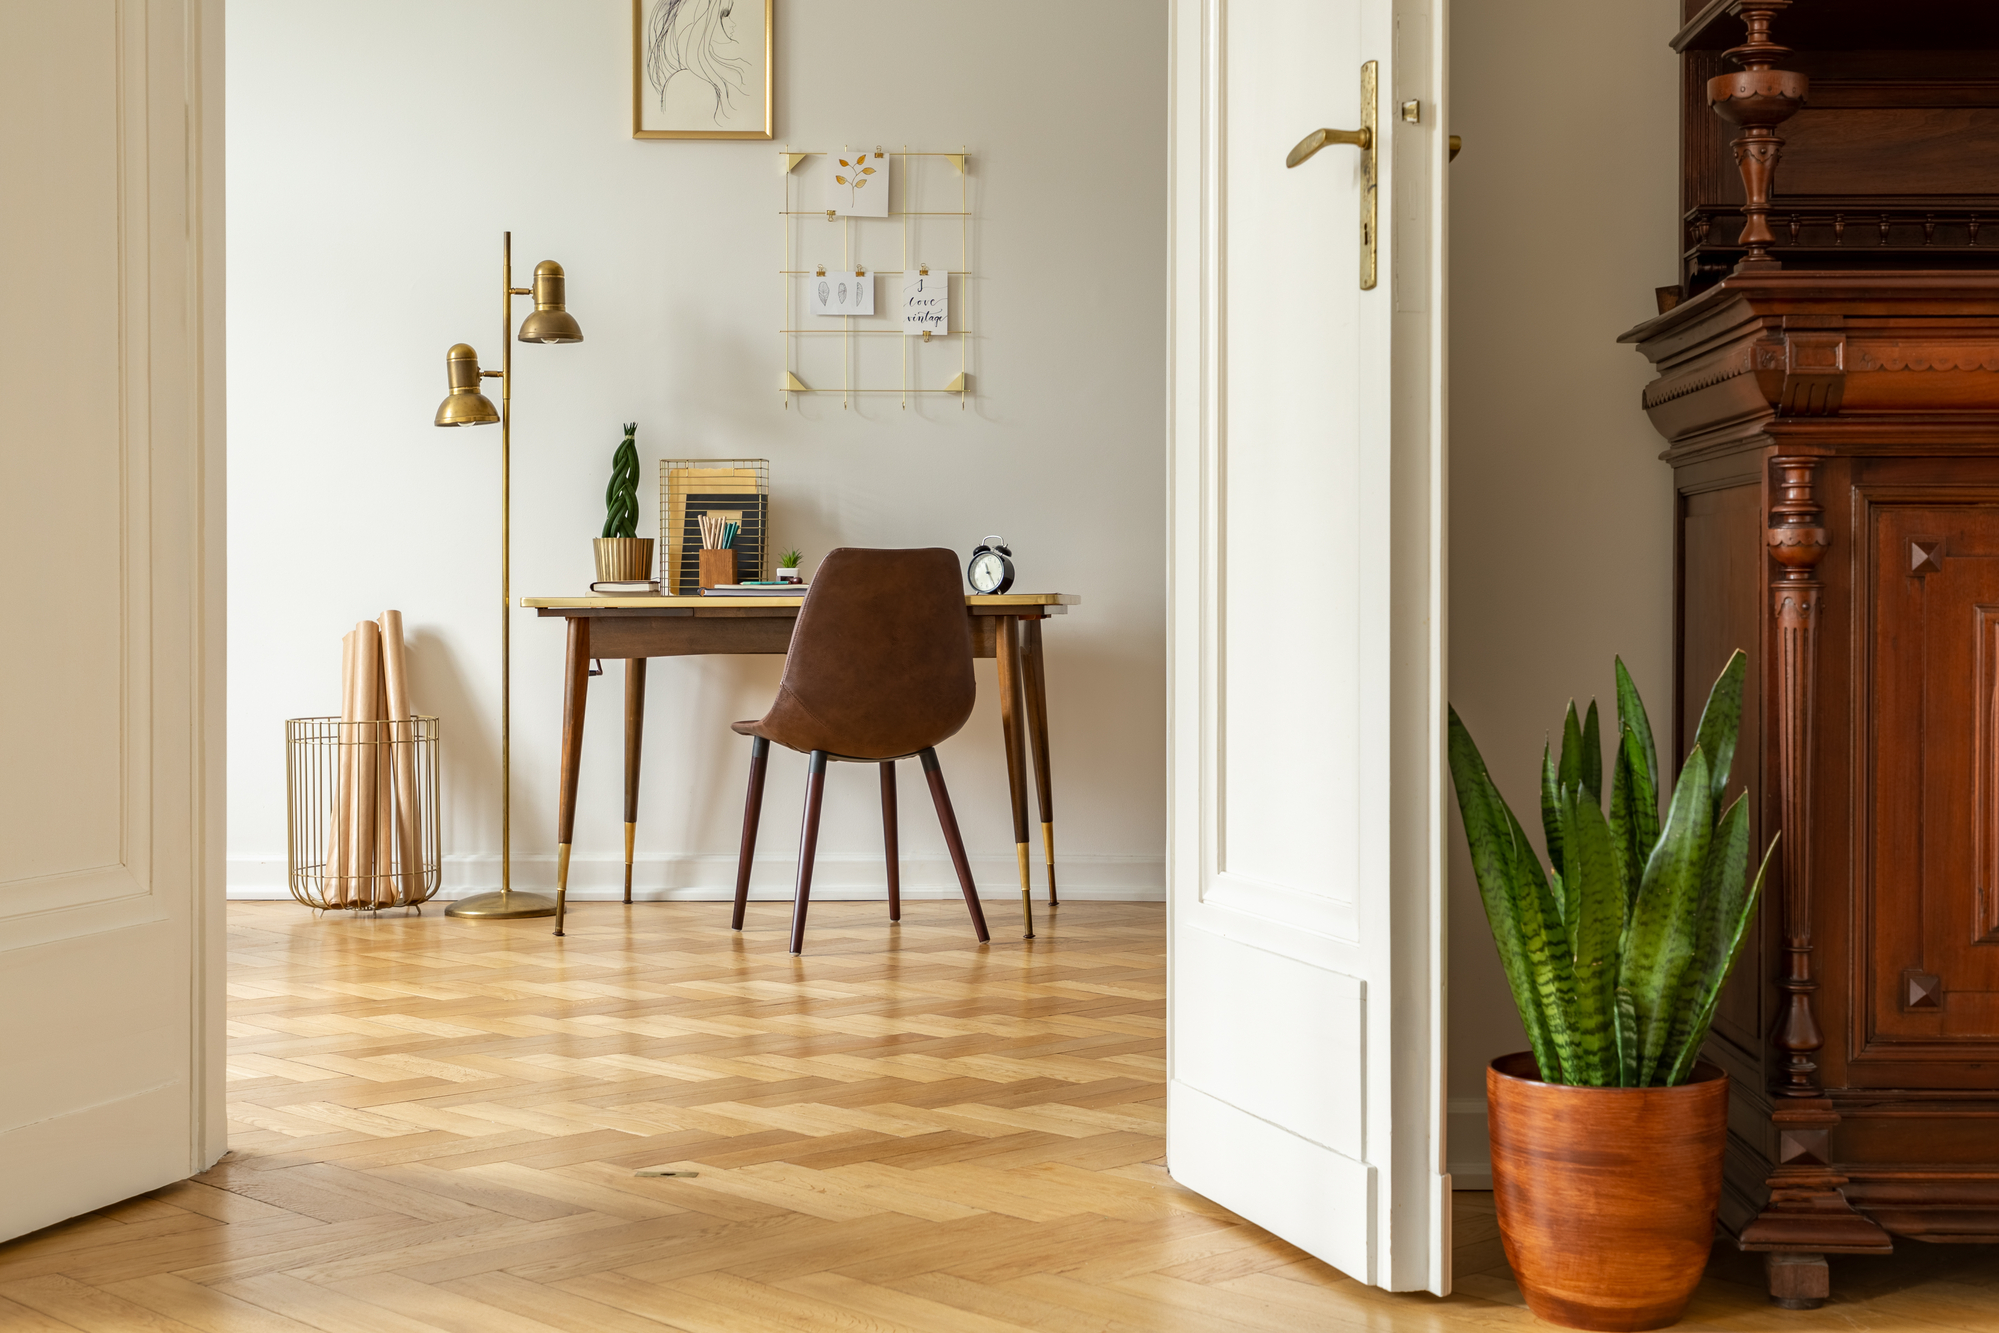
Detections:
[632, 0, 774, 140]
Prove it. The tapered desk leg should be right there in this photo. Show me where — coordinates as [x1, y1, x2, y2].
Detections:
[623, 658, 646, 904]
[881, 762, 900, 922]
[554, 616, 590, 936]
[1020, 617, 1057, 908]
[995, 616, 1034, 939]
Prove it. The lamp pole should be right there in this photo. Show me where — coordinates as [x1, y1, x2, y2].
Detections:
[435, 231, 582, 919]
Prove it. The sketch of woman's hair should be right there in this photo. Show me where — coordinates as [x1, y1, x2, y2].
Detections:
[646, 0, 750, 125]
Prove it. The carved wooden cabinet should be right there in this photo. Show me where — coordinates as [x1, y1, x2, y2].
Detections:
[1627, 2, 1999, 1309]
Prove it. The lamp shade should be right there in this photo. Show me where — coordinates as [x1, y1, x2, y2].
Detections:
[516, 260, 584, 344]
[434, 343, 499, 426]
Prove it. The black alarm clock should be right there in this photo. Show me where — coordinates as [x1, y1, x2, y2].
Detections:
[967, 536, 1015, 594]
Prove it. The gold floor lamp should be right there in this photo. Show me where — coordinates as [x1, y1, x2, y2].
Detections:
[433, 231, 583, 919]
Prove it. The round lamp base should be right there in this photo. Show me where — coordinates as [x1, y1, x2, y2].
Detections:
[445, 890, 558, 919]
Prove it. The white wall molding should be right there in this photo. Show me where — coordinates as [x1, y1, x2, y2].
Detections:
[227, 853, 1163, 902]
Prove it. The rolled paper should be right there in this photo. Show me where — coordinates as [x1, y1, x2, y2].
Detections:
[328, 628, 357, 905]
[372, 627, 392, 907]
[343, 620, 381, 907]
[378, 610, 422, 904]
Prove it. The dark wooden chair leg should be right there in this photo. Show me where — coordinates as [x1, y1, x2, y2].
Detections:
[1021, 617, 1057, 907]
[554, 616, 591, 937]
[995, 616, 1034, 938]
[789, 750, 830, 955]
[732, 736, 770, 931]
[881, 761, 901, 922]
[623, 658, 646, 904]
[921, 748, 992, 944]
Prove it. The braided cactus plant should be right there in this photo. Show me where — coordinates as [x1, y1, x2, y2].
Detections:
[1448, 651, 1774, 1087]
[602, 423, 640, 539]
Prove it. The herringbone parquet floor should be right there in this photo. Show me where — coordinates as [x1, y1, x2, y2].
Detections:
[0, 900, 1995, 1331]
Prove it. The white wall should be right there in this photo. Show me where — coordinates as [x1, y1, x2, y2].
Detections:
[226, 2, 1168, 903]
[1446, 0, 1681, 1184]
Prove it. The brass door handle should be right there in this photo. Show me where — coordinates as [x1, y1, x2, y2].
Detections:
[1284, 62, 1380, 289]
[1286, 126, 1371, 168]
[1450, 134, 1462, 161]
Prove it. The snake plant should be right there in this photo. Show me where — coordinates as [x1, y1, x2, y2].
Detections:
[1448, 651, 1774, 1087]
[602, 423, 640, 539]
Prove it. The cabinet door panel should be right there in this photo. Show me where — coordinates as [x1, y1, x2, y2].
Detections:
[1867, 503, 1999, 1059]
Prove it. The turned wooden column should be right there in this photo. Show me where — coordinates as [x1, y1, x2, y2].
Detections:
[1768, 454, 1827, 1098]
[1741, 453, 1890, 1308]
[1708, 2, 1807, 267]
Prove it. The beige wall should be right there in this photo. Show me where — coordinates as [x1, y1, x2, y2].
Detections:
[1446, 0, 1682, 1183]
[225, 2, 1168, 903]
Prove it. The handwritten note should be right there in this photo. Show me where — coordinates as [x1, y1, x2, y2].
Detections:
[902, 270, 949, 337]
[811, 271, 875, 317]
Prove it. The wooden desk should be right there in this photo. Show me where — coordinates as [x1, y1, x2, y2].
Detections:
[520, 592, 1080, 937]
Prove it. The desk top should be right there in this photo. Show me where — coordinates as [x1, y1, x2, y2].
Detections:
[521, 592, 1081, 612]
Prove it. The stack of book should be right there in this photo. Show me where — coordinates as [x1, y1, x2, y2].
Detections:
[590, 580, 659, 594]
[700, 582, 807, 597]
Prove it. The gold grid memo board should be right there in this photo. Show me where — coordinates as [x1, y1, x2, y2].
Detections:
[778, 148, 970, 410]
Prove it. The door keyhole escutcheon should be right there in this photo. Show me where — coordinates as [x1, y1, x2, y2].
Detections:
[1284, 61, 1378, 290]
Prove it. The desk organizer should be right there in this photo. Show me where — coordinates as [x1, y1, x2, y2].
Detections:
[286, 715, 441, 912]
[662, 458, 768, 593]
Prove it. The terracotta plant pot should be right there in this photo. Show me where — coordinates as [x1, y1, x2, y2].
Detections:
[593, 536, 654, 582]
[1487, 1052, 1729, 1331]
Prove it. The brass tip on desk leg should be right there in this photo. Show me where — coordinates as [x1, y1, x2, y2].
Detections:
[1042, 822, 1058, 907]
[1017, 844, 1035, 937]
[553, 843, 572, 936]
[623, 822, 636, 904]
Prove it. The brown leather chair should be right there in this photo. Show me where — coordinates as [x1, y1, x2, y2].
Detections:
[729, 547, 992, 954]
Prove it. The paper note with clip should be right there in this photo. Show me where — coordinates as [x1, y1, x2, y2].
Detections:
[824, 149, 889, 218]
[902, 269, 948, 337]
[811, 269, 875, 317]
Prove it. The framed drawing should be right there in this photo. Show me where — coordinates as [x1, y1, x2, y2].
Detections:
[632, 0, 773, 140]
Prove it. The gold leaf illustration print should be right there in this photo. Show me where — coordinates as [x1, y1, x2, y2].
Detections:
[835, 175, 848, 184]
[861, 167, 875, 174]
[839, 158, 850, 167]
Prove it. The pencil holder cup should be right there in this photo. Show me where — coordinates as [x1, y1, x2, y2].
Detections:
[286, 715, 441, 912]
[593, 537, 655, 582]
[698, 548, 738, 589]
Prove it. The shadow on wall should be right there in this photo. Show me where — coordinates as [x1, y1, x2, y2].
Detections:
[401, 626, 496, 854]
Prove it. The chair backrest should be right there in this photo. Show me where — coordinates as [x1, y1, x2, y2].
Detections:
[759, 547, 975, 759]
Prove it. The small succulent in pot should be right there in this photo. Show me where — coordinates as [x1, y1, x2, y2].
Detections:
[776, 547, 803, 582]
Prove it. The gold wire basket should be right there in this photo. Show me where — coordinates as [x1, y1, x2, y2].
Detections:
[286, 716, 441, 912]
[661, 458, 769, 592]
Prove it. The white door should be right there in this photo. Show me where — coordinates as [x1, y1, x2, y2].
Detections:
[1166, 0, 1449, 1294]
[0, 0, 226, 1239]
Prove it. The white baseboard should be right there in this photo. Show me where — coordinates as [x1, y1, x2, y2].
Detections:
[226, 852, 1165, 902]
[1448, 1097, 1491, 1189]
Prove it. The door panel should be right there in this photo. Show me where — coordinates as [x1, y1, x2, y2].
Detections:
[1168, 0, 1448, 1295]
[1867, 501, 1999, 1059]
[0, 0, 225, 1239]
